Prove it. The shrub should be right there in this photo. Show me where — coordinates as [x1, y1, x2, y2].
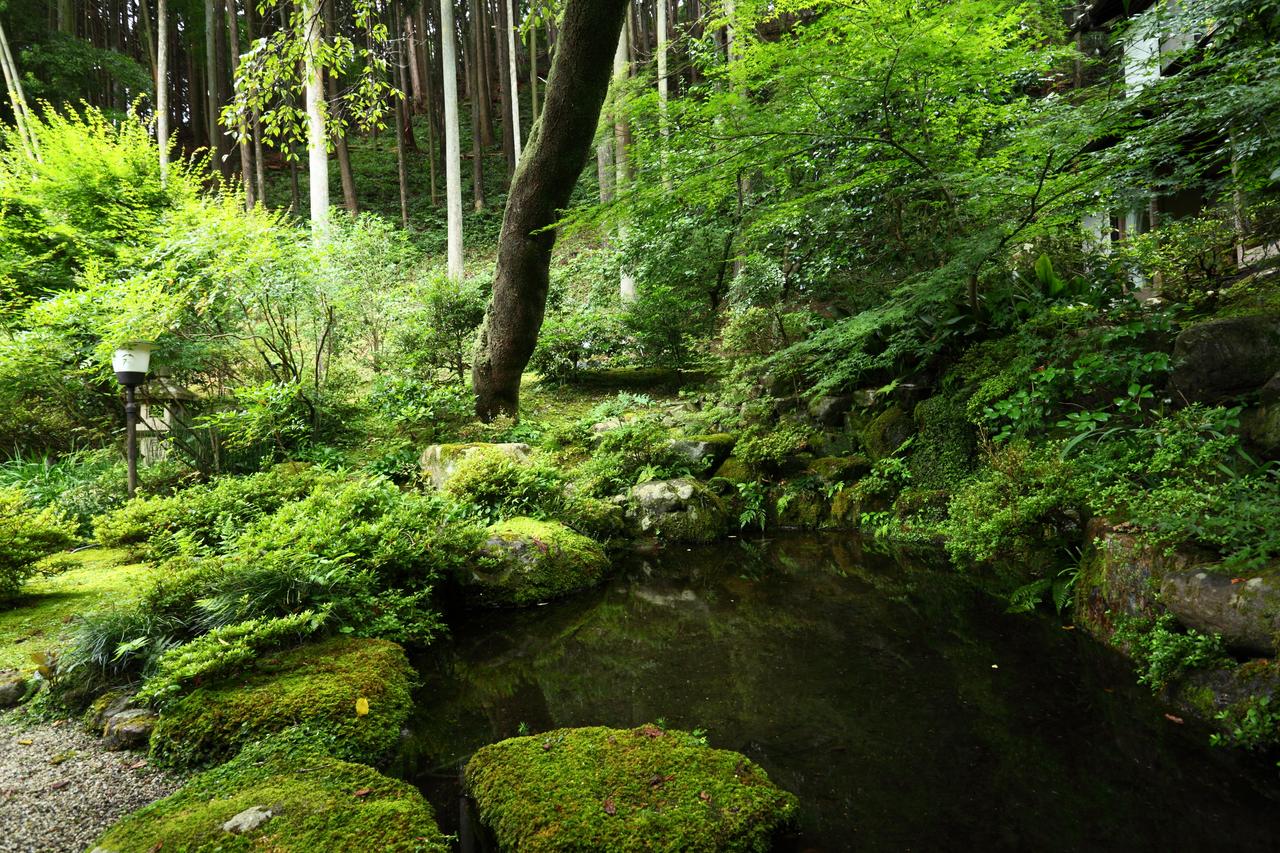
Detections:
[93, 464, 334, 555]
[0, 487, 77, 603]
[1112, 614, 1232, 691]
[735, 423, 812, 471]
[529, 307, 627, 383]
[572, 418, 692, 497]
[136, 609, 329, 709]
[444, 447, 566, 522]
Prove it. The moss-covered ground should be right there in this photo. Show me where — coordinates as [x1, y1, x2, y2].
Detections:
[0, 548, 150, 671]
[149, 636, 415, 770]
[465, 724, 798, 852]
[95, 730, 449, 852]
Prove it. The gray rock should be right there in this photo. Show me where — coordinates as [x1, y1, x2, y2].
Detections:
[852, 388, 879, 409]
[808, 395, 853, 428]
[101, 709, 157, 751]
[419, 442, 531, 489]
[222, 806, 274, 834]
[590, 418, 623, 435]
[0, 672, 30, 708]
[1242, 404, 1280, 455]
[1160, 567, 1280, 656]
[1260, 369, 1280, 404]
[1170, 314, 1280, 403]
[627, 478, 729, 544]
[667, 435, 735, 476]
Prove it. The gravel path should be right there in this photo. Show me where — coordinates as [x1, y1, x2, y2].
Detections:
[0, 714, 184, 853]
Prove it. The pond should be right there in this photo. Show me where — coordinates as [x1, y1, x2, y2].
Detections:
[390, 534, 1280, 851]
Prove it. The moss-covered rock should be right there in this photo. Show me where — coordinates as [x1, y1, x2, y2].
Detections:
[149, 637, 414, 770]
[419, 442, 531, 489]
[1160, 564, 1280, 656]
[669, 434, 737, 478]
[94, 731, 448, 852]
[1170, 314, 1280, 403]
[465, 725, 798, 852]
[861, 406, 916, 461]
[711, 456, 752, 483]
[1073, 518, 1211, 643]
[471, 518, 610, 607]
[805, 455, 870, 486]
[769, 489, 826, 530]
[627, 478, 730, 544]
[910, 396, 975, 490]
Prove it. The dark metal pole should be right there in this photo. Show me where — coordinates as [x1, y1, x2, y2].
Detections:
[125, 384, 138, 499]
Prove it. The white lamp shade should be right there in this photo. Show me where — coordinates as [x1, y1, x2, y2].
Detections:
[112, 342, 153, 383]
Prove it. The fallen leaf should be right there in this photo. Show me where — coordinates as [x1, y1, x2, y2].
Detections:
[1062, 625, 1076, 631]
[640, 726, 664, 738]
[699, 790, 711, 802]
[148, 841, 163, 853]
[648, 773, 675, 788]
[1164, 713, 1184, 725]
[603, 798, 616, 816]
[1231, 578, 1246, 584]
[16, 739, 31, 746]
[353, 787, 373, 798]
[50, 780, 70, 791]
[128, 759, 148, 770]
[355, 697, 369, 717]
[542, 741, 553, 752]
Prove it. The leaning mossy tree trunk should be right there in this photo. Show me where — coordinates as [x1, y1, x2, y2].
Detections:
[471, 0, 631, 420]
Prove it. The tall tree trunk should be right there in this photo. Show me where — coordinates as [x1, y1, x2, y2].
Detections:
[657, 0, 669, 187]
[301, 0, 329, 232]
[156, 0, 169, 182]
[472, 0, 629, 419]
[475, 0, 493, 146]
[420, 2, 441, 206]
[405, 14, 424, 110]
[0, 20, 37, 162]
[324, 0, 358, 214]
[226, 0, 254, 208]
[469, 5, 486, 211]
[440, 0, 464, 278]
[613, 21, 634, 302]
[246, 0, 266, 205]
[393, 0, 410, 225]
[528, 17, 537, 124]
[505, 0, 521, 161]
[493, 0, 515, 174]
[58, 0, 76, 34]
[204, 0, 219, 157]
[139, 0, 158, 81]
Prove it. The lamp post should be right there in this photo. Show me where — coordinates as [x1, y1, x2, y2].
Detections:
[112, 342, 153, 499]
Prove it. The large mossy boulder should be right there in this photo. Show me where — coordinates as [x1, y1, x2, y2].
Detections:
[627, 478, 729, 543]
[94, 732, 448, 853]
[465, 725, 798, 853]
[668, 434, 737, 477]
[471, 518, 610, 606]
[149, 637, 414, 770]
[1160, 565, 1280, 656]
[1073, 519, 1212, 642]
[419, 442, 531, 489]
[861, 405, 916, 461]
[1170, 314, 1280, 403]
[909, 396, 975, 489]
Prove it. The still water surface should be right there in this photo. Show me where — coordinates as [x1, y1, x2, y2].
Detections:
[391, 534, 1280, 851]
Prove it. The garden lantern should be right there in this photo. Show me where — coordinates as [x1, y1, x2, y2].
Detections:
[112, 342, 153, 498]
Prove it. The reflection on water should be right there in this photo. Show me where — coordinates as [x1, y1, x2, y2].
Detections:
[390, 535, 1280, 851]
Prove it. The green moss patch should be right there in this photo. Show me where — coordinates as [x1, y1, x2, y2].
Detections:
[0, 548, 150, 671]
[472, 518, 610, 606]
[149, 637, 414, 770]
[861, 406, 916, 461]
[466, 724, 798, 852]
[95, 731, 448, 852]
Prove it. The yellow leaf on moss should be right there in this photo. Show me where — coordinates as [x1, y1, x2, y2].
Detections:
[355, 697, 369, 717]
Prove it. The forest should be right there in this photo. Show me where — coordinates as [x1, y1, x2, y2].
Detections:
[2, 0, 1280, 850]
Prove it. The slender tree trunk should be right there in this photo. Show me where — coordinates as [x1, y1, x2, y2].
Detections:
[440, 0, 464, 278]
[469, 4, 486, 211]
[246, 0, 266, 205]
[475, 0, 493, 146]
[139, 0, 158, 81]
[204, 0, 219, 157]
[393, 1, 410, 225]
[528, 18, 537, 124]
[406, 14, 424, 109]
[0, 20, 37, 162]
[421, 2, 440, 206]
[156, 0, 169, 181]
[324, 0, 358, 214]
[657, 0, 669, 187]
[302, 0, 329, 232]
[226, 0, 254, 208]
[505, 0, 521, 161]
[58, 0, 76, 34]
[613, 21, 634, 302]
[472, 0, 630, 419]
[493, 0, 515, 173]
